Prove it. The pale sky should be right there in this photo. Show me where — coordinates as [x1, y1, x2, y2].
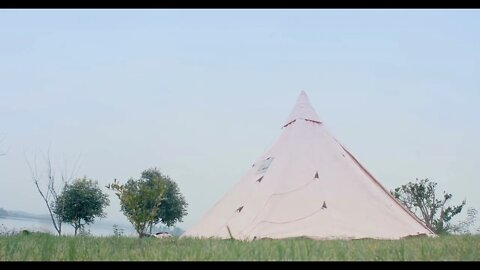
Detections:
[1, 9, 479, 231]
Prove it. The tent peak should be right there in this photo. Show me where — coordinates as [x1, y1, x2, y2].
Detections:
[283, 91, 321, 127]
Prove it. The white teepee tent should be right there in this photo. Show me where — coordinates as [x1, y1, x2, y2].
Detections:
[182, 91, 434, 240]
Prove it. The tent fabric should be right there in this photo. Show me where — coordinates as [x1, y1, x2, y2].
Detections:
[182, 91, 434, 240]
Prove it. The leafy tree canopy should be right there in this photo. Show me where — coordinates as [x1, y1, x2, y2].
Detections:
[55, 177, 110, 235]
[107, 168, 187, 237]
[392, 178, 474, 235]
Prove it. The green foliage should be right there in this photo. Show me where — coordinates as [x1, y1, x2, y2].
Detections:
[107, 174, 166, 237]
[107, 168, 187, 238]
[141, 168, 188, 228]
[54, 177, 110, 236]
[392, 178, 468, 234]
[1, 234, 480, 260]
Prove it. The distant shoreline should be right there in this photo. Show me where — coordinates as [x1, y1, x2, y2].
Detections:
[0, 210, 185, 236]
[0, 207, 51, 221]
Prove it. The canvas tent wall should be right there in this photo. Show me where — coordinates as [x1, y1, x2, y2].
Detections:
[182, 91, 434, 240]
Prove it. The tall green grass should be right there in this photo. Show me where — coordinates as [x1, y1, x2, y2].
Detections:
[1, 234, 479, 261]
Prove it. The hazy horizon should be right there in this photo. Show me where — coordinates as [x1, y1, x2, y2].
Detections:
[1, 9, 479, 232]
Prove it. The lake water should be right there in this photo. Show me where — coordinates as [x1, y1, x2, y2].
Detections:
[0, 215, 137, 237]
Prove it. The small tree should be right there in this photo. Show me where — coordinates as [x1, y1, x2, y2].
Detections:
[54, 177, 110, 236]
[107, 168, 188, 238]
[141, 168, 188, 229]
[107, 176, 166, 238]
[392, 178, 470, 234]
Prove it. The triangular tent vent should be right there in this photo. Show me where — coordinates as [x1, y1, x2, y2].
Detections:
[322, 201, 327, 209]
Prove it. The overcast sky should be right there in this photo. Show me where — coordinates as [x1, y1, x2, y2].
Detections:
[1, 9, 479, 231]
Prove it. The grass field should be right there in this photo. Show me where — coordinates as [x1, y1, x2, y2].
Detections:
[1, 233, 479, 261]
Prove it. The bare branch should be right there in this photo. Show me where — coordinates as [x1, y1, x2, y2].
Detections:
[61, 153, 81, 183]
[25, 150, 61, 235]
[25, 147, 79, 236]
